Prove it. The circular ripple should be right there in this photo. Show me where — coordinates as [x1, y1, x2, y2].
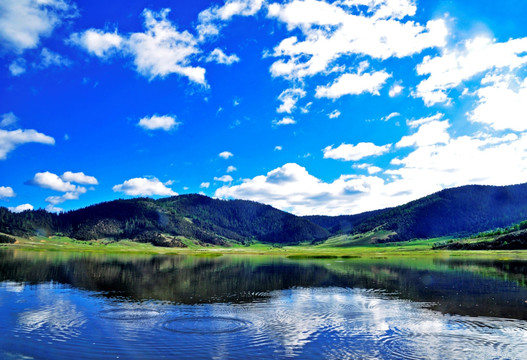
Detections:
[162, 316, 250, 334]
[99, 308, 161, 321]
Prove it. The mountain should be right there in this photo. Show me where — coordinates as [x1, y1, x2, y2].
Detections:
[3, 183, 527, 247]
[0, 194, 329, 246]
[310, 183, 527, 241]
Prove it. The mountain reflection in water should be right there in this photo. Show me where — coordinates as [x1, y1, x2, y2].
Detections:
[1, 250, 527, 359]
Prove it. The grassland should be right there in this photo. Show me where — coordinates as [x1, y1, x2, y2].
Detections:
[2, 230, 527, 260]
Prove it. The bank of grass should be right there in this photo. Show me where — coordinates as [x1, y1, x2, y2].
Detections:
[2, 232, 527, 260]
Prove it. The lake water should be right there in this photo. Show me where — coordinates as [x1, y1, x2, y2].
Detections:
[1, 250, 527, 359]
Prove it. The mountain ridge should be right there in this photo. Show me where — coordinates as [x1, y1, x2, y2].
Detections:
[3, 183, 527, 246]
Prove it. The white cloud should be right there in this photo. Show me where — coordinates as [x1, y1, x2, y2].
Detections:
[45, 204, 63, 213]
[315, 70, 391, 98]
[277, 88, 306, 113]
[382, 112, 400, 121]
[275, 145, 283, 151]
[61, 171, 98, 185]
[416, 36, 527, 105]
[214, 175, 234, 182]
[206, 48, 240, 65]
[197, 0, 264, 39]
[216, 129, 527, 215]
[0, 186, 15, 199]
[9, 58, 26, 76]
[273, 117, 296, 126]
[30, 171, 81, 192]
[45, 191, 84, 205]
[339, 0, 417, 20]
[0, 0, 77, 53]
[268, 0, 447, 80]
[388, 132, 527, 197]
[227, 165, 237, 172]
[367, 166, 382, 174]
[219, 151, 234, 159]
[323, 142, 391, 161]
[69, 29, 123, 57]
[112, 177, 177, 196]
[128, 9, 206, 84]
[39, 48, 71, 68]
[73, 9, 206, 85]
[389, 83, 404, 97]
[200, 182, 210, 188]
[396, 119, 450, 147]
[0, 128, 55, 159]
[8, 204, 33, 213]
[407, 113, 443, 128]
[329, 110, 341, 119]
[1, 113, 18, 128]
[215, 163, 389, 215]
[469, 74, 527, 131]
[138, 115, 180, 131]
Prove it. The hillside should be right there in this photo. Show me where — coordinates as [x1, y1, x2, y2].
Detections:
[3, 183, 527, 248]
[330, 183, 527, 241]
[0, 195, 329, 246]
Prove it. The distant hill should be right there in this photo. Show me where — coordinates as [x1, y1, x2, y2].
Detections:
[0, 194, 329, 246]
[3, 183, 527, 247]
[311, 183, 527, 241]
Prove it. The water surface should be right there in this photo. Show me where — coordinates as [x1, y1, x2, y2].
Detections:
[1, 250, 527, 359]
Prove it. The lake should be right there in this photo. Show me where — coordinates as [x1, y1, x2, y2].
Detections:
[1, 250, 527, 359]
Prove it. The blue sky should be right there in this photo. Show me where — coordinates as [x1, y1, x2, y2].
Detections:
[1, 0, 527, 215]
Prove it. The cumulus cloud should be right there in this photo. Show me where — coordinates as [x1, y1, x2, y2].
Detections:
[0, 186, 15, 199]
[216, 126, 527, 215]
[0, 128, 55, 159]
[45, 204, 63, 213]
[8, 204, 33, 213]
[112, 177, 177, 196]
[469, 74, 527, 131]
[0, 0, 77, 53]
[396, 119, 450, 147]
[227, 165, 237, 172]
[406, 113, 444, 128]
[29, 171, 81, 192]
[273, 117, 296, 126]
[61, 171, 98, 185]
[277, 88, 306, 113]
[206, 48, 240, 65]
[275, 145, 283, 151]
[323, 142, 391, 161]
[316, 70, 391, 98]
[138, 115, 180, 131]
[219, 151, 234, 159]
[45, 191, 84, 205]
[214, 175, 234, 182]
[128, 9, 206, 84]
[215, 163, 388, 215]
[200, 182, 210, 188]
[69, 29, 123, 57]
[415, 36, 527, 105]
[268, 0, 447, 80]
[72, 9, 206, 85]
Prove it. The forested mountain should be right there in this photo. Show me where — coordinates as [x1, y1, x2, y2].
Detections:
[324, 183, 527, 241]
[0, 194, 329, 246]
[3, 183, 527, 246]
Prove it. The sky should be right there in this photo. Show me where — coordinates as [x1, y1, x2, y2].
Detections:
[1, 0, 527, 216]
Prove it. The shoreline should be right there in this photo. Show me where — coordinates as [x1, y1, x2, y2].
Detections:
[3, 235, 527, 260]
